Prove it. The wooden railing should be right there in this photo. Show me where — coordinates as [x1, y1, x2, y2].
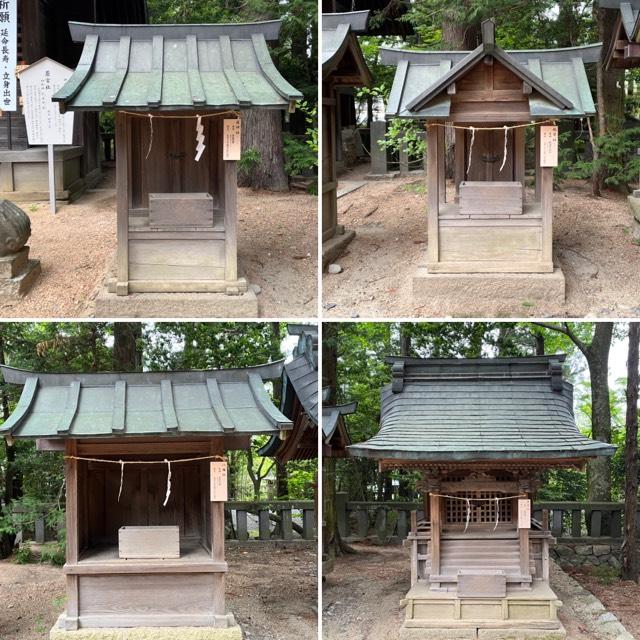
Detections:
[336, 494, 635, 544]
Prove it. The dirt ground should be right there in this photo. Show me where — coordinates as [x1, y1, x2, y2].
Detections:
[0, 167, 317, 319]
[322, 543, 633, 640]
[566, 567, 640, 640]
[0, 543, 317, 640]
[323, 165, 640, 318]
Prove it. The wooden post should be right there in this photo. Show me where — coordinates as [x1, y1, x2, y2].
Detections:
[437, 124, 446, 204]
[540, 166, 553, 266]
[210, 439, 225, 617]
[534, 124, 542, 202]
[65, 440, 79, 630]
[518, 498, 531, 587]
[514, 126, 525, 201]
[430, 493, 440, 586]
[115, 112, 129, 296]
[223, 160, 238, 287]
[426, 123, 440, 265]
[454, 127, 465, 199]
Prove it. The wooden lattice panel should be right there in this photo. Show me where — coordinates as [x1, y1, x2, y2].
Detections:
[446, 492, 512, 525]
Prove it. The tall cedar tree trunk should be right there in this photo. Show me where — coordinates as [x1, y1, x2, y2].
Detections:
[322, 323, 352, 561]
[237, 109, 289, 191]
[112, 323, 143, 372]
[0, 330, 19, 558]
[535, 323, 613, 501]
[593, 6, 625, 195]
[271, 322, 288, 498]
[623, 323, 639, 581]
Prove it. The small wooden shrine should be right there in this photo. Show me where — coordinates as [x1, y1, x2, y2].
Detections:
[53, 21, 301, 311]
[0, 361, 293, 638]
[601, 0, 640, 68]
[322, 11, 372, 267]
[348, 356, 615, 639]
[259, 324, 318, 462]
[383, 20, 601, 306]
[322, 397, 355, 458]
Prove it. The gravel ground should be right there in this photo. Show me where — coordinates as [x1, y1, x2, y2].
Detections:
[323, 165, 640, 319]
[0, 168, 317, 319]
[0, 543, 317, 640]
[322, 543, 634, 640]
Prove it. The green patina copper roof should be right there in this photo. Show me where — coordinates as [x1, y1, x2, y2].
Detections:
[52, 21, 302, 112]
[348, 356, 616, 463]
[0, 362, 292, 439]
[383, 24, 599, 120]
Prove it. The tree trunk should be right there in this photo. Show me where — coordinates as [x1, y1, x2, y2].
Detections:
[593, 6, 625, 195]
[585, 324, 614, 502]
[237, 109, 289, 191]
[0, 329, 18, 558]
[113, 323, 143, 371]
[622, 322, 639, 581]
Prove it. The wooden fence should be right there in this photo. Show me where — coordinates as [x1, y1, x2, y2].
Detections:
[335, 494, 635, 544]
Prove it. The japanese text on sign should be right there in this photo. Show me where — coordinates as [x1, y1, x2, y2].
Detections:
[223, 118, 241, 161]
[540, 125, 558, 168]
[20, 59, 74, 145]
[0, 0, 16, 111]
[210, 461, 228, 502]
[518, 499, 531, 529]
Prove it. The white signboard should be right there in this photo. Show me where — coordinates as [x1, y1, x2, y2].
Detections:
[518, 498, 531, 529]
[0, 0, 17, 111]
[19, 57, 74, 145]
[210, 461, 228, 502]
[540, 125, 559, 168]
[223, 118, 241, 161]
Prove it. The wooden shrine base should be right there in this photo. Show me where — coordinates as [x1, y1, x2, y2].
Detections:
[93, 287, 259, 318]
[413, 260, 565, 314]
[400, 581, 565, 640]
[50, 615, 242, 640]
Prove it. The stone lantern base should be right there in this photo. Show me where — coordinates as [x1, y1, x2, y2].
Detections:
[0, 246, 41, 297]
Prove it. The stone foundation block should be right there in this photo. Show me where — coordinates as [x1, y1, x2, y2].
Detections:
[93, 288, 259, 318]
[322, 228, 355, 268]
[412, 262, 565, 315]
[400, 628, 477, 640]
[0, 247, 41, 298]
[50, 615, 243, 640]
[477, 624, 566, 640]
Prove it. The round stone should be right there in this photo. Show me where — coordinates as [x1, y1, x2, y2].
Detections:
[0, 200, 31, 257]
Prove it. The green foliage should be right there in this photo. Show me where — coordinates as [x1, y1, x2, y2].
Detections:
[99, 111, 115, 135]
[379, 119, 426, 158]
[238, 147, 262, 178]
[14, 545, 33, 564]
[589, 564, 620, 585]
[40, 542, 65, 566]
[283, 100, 318, 183]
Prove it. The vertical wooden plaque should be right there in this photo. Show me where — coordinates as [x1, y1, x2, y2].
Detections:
[540, 126, 558, 167]
[518, 498, 531, 529]
[210, 461, 228, 502]
[223, 119, 241, 161]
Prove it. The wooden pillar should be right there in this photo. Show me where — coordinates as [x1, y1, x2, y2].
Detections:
[410, 511, 418, 585]
[65, 440, 79, 630]
[534, 124, 542, 202]
[454, 127, 465, 199]
[437, 124, 446, 204]
[540, 166, 554, 267]
[514, 126, 526, 201]
[518, 497, 531, 587]
[210, 439, 226, 617]
[223, 160, 238, 287]
[426, 124, 440, 265]
[429, 493, 441, 585]
[115, 112, 129, 296]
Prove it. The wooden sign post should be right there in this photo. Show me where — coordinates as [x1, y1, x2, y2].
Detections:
[223, 119, 241, 161]
[518, 498, 531, 529]
[540, 126, 559, 168]
[18, 57, 75, 214]
[210, 461, 228, 502]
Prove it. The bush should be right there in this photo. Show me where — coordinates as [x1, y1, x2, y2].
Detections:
[238, 147, 261, 180]
[40, 542, 65, 566]
[15, 545, 34, 564]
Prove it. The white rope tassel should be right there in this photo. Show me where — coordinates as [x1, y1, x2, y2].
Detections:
[117, 459, 124, 503]
[499, 125, 509, 173]
[163, 459, 172, 507]
[493, 496, 500, 531]
[466, 126, 475, 175]
[145, 114, 154, 160]
[464, 497, 471, 533]
[195, 115, 205, 161]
